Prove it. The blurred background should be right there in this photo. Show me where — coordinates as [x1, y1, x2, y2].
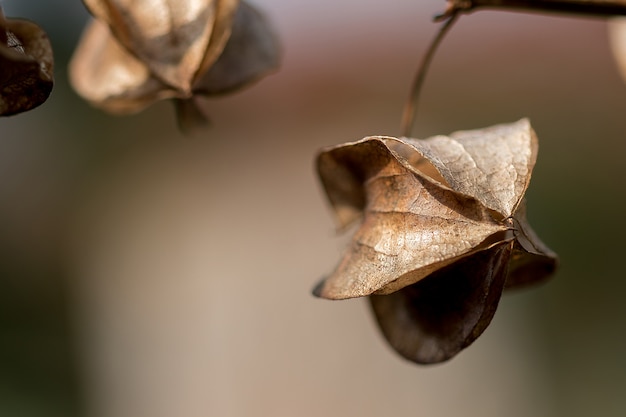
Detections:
[1, 0, 626, 416]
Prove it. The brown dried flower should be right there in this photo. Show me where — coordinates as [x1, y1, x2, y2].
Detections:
[69, 0, 280, 132]
[314, 119, 557, 364]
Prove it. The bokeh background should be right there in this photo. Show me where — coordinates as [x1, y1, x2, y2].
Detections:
[2, 1, 626, 416]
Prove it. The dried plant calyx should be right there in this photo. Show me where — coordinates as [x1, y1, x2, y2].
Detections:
[69, 0, 280, 132]
[0, 9, 54, 116]
[314, 119, 557, 364]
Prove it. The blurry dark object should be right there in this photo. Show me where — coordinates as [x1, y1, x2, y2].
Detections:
[0, 6, 54, 116]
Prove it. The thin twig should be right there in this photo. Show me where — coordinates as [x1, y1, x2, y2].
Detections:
[401, 12, 459, 138]
[402, 0, 626, 137]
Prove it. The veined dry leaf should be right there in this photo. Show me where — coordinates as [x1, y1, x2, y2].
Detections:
[0, 8, 54, 116]
[314, 119, 557, 364]
[70, 0, 280, 132]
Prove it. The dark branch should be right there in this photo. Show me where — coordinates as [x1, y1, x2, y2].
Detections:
[438, 0, 626, 21]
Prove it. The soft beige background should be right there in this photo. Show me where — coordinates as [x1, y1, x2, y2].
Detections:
[2, 1, 626, 417]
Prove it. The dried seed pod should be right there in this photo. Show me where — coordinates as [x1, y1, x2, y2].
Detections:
[69, 0, 280, 132]
[314, 119, 557, 364]
[0, 9, 54, 116]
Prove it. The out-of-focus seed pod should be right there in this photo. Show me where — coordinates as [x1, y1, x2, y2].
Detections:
[69, 0, 280, 133]
[0, 8, 54, 116]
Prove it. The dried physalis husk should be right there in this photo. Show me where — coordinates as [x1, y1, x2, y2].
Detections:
[313, 119, 557, 364]
[0, 8, 54, 116]
[69, 0, 280, 133]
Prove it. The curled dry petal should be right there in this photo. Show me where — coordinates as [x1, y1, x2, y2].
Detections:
[0, 11, 54, 116]
[370, 240, 512, 364]
[399, 119, 537, 218]
[506, 200, 558, 288]
[314, 137, 507, 299]
[314, 119, 557, 364]
[70, 0, 280, 129]
[69, 11, 181, 114]
[69, 18, 173, 113]
[194, 2, 281, 94]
